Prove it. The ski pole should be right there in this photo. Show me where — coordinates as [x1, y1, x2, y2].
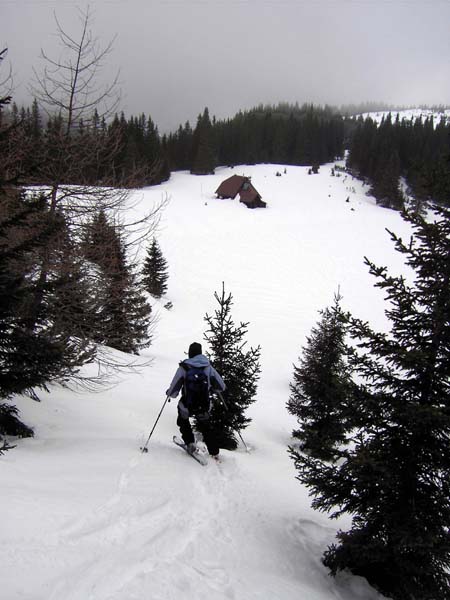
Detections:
[141, 395, 170, 453]
[216, 391, 250, 453]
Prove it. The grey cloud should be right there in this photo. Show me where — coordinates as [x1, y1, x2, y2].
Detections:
[3, 0, 450, 132]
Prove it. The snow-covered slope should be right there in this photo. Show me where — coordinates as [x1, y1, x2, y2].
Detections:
[2, 164, 414, 600]
[360, 107, 450, 124]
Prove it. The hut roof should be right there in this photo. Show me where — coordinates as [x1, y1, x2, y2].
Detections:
[215, 174, 249, 198]
[239, 188, 260, 203]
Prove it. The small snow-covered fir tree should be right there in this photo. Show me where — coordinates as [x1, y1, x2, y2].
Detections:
[287, 292, 353, 462]
[141, 237, 168, 298]
[202, 284, 261, 450]
[291, 208, 450, 600]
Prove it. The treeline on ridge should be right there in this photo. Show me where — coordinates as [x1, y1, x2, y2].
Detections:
[4, 99, 449, 210]
[347, 112, 450, 210]
[3, 101, 345, 186]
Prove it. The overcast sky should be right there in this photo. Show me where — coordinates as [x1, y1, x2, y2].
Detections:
[2, 0, 450, 132]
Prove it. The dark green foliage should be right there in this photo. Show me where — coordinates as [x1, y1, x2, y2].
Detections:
[83, 210, 152, 354]
[5, 95, 346, 183]
[167, 122, 193, 171]
[190, 107, 216, 175]
[348, 112, 450, 209]
[290, 208, 450, 600]
[287, 294, 353, 461]
[8, 96, 450, 207]
[0, 52, 98, 442]
[0, 403, 33, 438]
[48, 235, 97, 340]
[202, 284, 261, 450]
[210, 103, 344, 169]
[371, 148, 404, 210]
[142, 237, 168, 298]
[99, 273, 152, 355]
[107, 112, 169, 186]
[0, 191, 95, 436]
[9, 99, 346, 188]
[1, 102, 169, 189]
[22, 208, 97, 376]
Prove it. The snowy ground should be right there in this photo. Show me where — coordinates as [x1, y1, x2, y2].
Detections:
[1, 162, 415, 600]
[359, 107, 450, 124]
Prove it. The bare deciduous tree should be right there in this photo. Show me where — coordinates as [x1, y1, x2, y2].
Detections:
[33, 8, 120, 132]
[0, 48, 12, 108]
[0, 49, 34, 188]
[26, 10, 166, 379]
[30, 7, 166, 228]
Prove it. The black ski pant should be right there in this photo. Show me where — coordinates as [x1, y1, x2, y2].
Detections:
[177, 410, 219, 456]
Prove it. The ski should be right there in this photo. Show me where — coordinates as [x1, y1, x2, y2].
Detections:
[173, 435, 208, 466]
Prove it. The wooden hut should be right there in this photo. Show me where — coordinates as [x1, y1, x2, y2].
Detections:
[215, 175, 247, 199]
[215, 175, 266, 209]
[238, 181, 266, 209]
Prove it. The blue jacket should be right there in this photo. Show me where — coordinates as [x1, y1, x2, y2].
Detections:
[166, 354, 226, 399]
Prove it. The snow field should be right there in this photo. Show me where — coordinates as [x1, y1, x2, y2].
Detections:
[1, 162, 414, 599]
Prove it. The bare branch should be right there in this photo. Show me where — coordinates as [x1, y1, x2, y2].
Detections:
[0, 48, 13, 107]
[17, 11, 165, 386]
[30, 7, 121, 129]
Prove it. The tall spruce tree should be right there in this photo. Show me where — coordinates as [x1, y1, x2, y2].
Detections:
[287, 293, 353, 462]
[46, 224, 98, 343]
[142, 237, 168, 298]
[1, 51, 95, 440]
[0, 192, 95, 438]
[190, 107, 215, 175]
[83, 210, 152, 354]
[290, 208, 450, 600]
[202, 284, 261, 450]
[0, 193, 51, 438]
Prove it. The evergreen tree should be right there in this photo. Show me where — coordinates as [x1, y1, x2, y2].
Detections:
[369, 116, 404, 210]
[202, 284, 261, 450]
[371, 148, 404, 210]
[290, 208, 450, 600]
[0, 404, 32, 440]
[0, 51, 95, 439]
[347, 112, 450, 209]
[0, 192, 93, 437]
[190, 107, 215, 175]
[0, 195, 55, 399]
[83, 210, 152, 354]
[99, 265, 152, 354]
[141, 237, 169, 298]
[287, 293, 353, 462]
[45, 224, 98, 343]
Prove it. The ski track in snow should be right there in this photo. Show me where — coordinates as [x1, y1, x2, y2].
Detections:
[39, 451, 242, 600]
[4, 436, 364, 600]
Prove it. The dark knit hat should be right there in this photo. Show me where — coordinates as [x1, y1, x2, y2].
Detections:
[188, 342, 202, 358]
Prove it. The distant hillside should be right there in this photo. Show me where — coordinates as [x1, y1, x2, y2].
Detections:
[346, 108, 450, 210]
[360, 107, 450, 124]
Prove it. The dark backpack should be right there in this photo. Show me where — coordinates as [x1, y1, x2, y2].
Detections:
[181, 362, 209, 413]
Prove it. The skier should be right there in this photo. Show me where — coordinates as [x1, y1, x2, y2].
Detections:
[166, 342, 225, 460]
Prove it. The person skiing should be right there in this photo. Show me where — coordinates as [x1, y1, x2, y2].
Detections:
[166, 342, 225, 459]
